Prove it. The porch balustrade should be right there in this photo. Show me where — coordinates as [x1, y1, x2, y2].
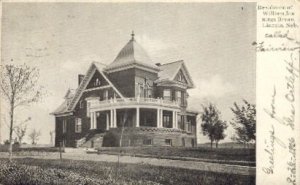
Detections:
[89, 97, 180, 109]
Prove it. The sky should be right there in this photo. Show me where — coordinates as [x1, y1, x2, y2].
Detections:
[1, 2, 256, 144]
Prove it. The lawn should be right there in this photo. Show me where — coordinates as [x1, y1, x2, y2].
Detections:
[0, 158, 255, 185]
[97, 146, 255, 164]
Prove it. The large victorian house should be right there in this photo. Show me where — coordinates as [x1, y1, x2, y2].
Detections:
[52, 33, 198, 148]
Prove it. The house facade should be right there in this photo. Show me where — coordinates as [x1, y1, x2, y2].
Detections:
[52, 33, 198, 148]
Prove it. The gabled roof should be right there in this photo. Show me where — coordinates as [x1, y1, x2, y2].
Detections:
[157, 60, 195, 88]
[64, 88, 76, 99]
[104, 33, 159, 72]
[158, 61, 183, 80]
[52, 88, 76, 115]
[51, 100, 70, 115]
[52, 62, 125, 116]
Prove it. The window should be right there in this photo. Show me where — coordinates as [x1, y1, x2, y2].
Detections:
[94, 78, 101, 86]
[176, 91, 182, 103]
[163, 115, 172, 128]
[177, 70, 186, 83]
[87, 102, 91, 117]
[143, 139, 152, 145]
[79, 100, 84, 108]
[163, 89, 171, 101]
[187, 120, 191, 132]
[75, 118, 82, 133]
[103, 90, 108, 100]
[178, 115, 184, 130]
[165, 139, 172, 146]
[191, 125, 196, 134]
[62, 119, 67, 133]
[191, 139, 195, 147]
[139, 85, 144, 98]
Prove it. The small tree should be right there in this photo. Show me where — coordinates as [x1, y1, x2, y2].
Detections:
[0, 62, 43, 160]
[49, 131, 55, 146]
[117, 110, 128, 178]
[200, 103, 227, 148]
[28, 129, 41, 145]
[230, 100, 256, 147]
[214, 120, 227, 148]
[14, 117, 31, 144]
[14, 124, 28, 144]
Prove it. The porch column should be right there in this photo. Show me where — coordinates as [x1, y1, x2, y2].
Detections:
[113, 109, 117, 127]
[110, 109, 113, 128]
[136, 107, 140, 127]
[90, 112, 96, 129]
[175, 112, 178, 129]
[156, 109, 159, 128]
[160, 109, 163, 128]
[93, 112, 97, 129]
[106, 112, 109, 130]
[172, 111, 176, 129]
[90, 112, 94, 129]
[156, 109, 161, 128]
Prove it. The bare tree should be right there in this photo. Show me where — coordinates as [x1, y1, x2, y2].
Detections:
[14, 117, 31, 144]
[0, 61, 43, 160]
[117, 111, 128, 178]
[28, 129, 41, 145]
[49, 130, 55, 146]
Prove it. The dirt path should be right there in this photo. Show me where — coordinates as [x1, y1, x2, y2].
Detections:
[0, 152, 255, 176]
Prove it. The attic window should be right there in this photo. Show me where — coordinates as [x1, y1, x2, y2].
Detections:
[94, 78, 101, 86]
[178, 71, 185, 82]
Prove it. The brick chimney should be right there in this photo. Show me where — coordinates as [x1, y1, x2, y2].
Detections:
[78, 74, 85, 86]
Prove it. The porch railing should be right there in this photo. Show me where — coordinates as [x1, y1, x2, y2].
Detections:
[89, 97, 180, 109]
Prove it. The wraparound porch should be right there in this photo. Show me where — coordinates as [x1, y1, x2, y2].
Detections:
[89, 107, 181, 130]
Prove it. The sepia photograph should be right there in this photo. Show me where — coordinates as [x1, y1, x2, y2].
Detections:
[0, 2, 257, 185]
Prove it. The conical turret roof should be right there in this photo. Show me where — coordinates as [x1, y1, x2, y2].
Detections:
[105, 32, 159, 72]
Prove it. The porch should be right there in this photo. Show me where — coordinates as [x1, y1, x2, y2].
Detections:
[89, 107, 180, 130]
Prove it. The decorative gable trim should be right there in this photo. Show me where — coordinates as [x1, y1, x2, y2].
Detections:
[67, 63, 124, 111]
[172, 62, 195, 88]
[95, 64, 125, 99]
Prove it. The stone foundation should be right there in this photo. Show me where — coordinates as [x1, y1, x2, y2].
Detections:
[103, 127, 196, 147]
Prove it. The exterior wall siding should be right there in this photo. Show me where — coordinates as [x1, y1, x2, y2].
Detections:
[106, 69, 135, 97]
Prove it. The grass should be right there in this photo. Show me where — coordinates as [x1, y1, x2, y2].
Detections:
[98, 146, 255, 162]
[0, 158, 255, 185]
[0, 144, 62, 155]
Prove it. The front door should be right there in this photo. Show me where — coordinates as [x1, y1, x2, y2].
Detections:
[97, 112, 107, 131]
